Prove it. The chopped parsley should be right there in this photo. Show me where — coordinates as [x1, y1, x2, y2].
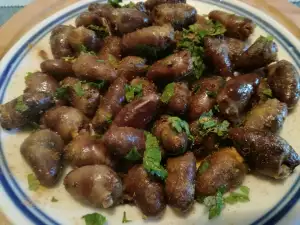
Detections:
[105, 114, 113, 124]
[96, 59, 105, 63]
[124, 147, 142, 161]
[198, 160, 210, 175]
[62, 56, 76, 62]
[55, 87, 68, 99]
[15, 96, 29, 113]
[192, 84, 201, 94]
[143, 132, 168, 180]
[266, 35, 274, 41]
[88, 25, 109, 39]
[262, 88, 273, 98]
[125, 84, 143, 102]
[178, 21, 226, 79]
[161, 83, 175, 103]
[51, 197, 58, 202]
[122, 211, 132, 223]
[25, 72, 33, 80]
[82, 213, 106, 225]
[198, 110, 230, 137]
[223, 186, 250, 204]
[206, 90, 217, 98]
[74, 82, 85, 97]
[80, 45, 96, 55]
[213, 104, 220, 113]
[168, 116, 190, 135]
[87, 80, 106, 89]
[108, 54, 119, 67]
[27, 173, 40, 191]
[201, 186, 226, 219]
[122, 1, 135, 8]
[108, 0, 122, 8]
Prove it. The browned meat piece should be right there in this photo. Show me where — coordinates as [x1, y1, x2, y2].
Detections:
[152, 3, 197, 30]
[229, 128, 300, 179]
[64, 165, 123, 208]
[92, 76, 127, 132]
[209, 10, 255, 40]
[124, 165, 166, 216]
[40, 59, 75, 81]
[165, 152, 196, 212]
[195, 148, 247, 196]
[267, 60, 300, 108]
[50, 25, 75, 58]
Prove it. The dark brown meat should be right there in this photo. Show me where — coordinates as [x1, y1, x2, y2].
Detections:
[165, 152, 196, 212]
[0, 92, 54, 130]
[152, 115, 189, 155]
[121, 24, 175, 58]
[103, 126, 146, 158]
[64, 131, 115, 168]
[117, 56, 148, 80]
[20, 129, 64, 187]
[189, 76, 224, 121]
[72, 53, 117, 82]
[147, 50, 193, 83]
[108, 8, 151, 35]
[152, 3, 197, 30]
[229, 128, 300, 179]
[224, 37, 247, 65]
[267, 60, 300, 108]
[145, 0, 186, 11]
[195, 148, 247, 196]
[41, 106, 89, 142]
[92, 76, 127, 132]
[235, 36, 278, 71]
[40, 59, 75, 81]
[98, 36, 122, 60]
[67, 26, 102, 53]
[208, 10, 255, 40]
[64, 165, 123, 208]
[124, 165, 166, 216]
[244, 99, 288, 133]
[113, 93, 160, 129]
[204, 36, 233, 77]
[50, 25, 75, 59]
[164, 82, 190, 115]
[24, 72, 58, 95]
[60, 77, 100, 117]
[217, 73, 260, 123]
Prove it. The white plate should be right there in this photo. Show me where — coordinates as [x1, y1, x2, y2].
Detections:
[0, 0, 299, 225]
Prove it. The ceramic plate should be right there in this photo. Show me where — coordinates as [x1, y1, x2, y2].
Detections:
[0, 0, 299, 224]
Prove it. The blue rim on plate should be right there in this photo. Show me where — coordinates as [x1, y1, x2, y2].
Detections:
[0, 0, 299, 224]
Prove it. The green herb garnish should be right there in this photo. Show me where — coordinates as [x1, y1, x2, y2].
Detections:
[27, 173, 40, 191]
[198, 160, 210, 175]
[51, 197, 58, 202]
[178, 21, 226, 79]
[224, 186, 250, 204]
[15, 96, 29, 112]
[55, 87, 69, 99]
[88, 25, 109, 39]
[125, 84, 143, 102]
[168, 116, 190, 135]
[213, 104, 220, 113]
[25, 72, 33, 80]
[87, 80, 106, 89]
[124, 147, 142, 161]
[143, 132, 168, 180]
[62, 56, 76, 62]
[108, 54, 119, 67]
[80, 45, 96, 55]
[161, 83, 175, 103]
[202, 186, 226, 219]
[266, 35, 274, 41]
[74, 82, 85, 97]
[122, 211, 132, 223]
[262, 88, 273, 98]
[198, 110, 230, 137]
[192, 84, 201, 94]
[108, 0, 122, 8]
[122, 1, 135, 8]
[82, 213, 106, 225]
[206, 90, 217, 98]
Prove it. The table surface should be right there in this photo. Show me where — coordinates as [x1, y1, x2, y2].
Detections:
[0, 0, 300, 224]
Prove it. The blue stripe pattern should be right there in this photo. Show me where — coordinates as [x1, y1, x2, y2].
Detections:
[0, 0, 299, 224]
